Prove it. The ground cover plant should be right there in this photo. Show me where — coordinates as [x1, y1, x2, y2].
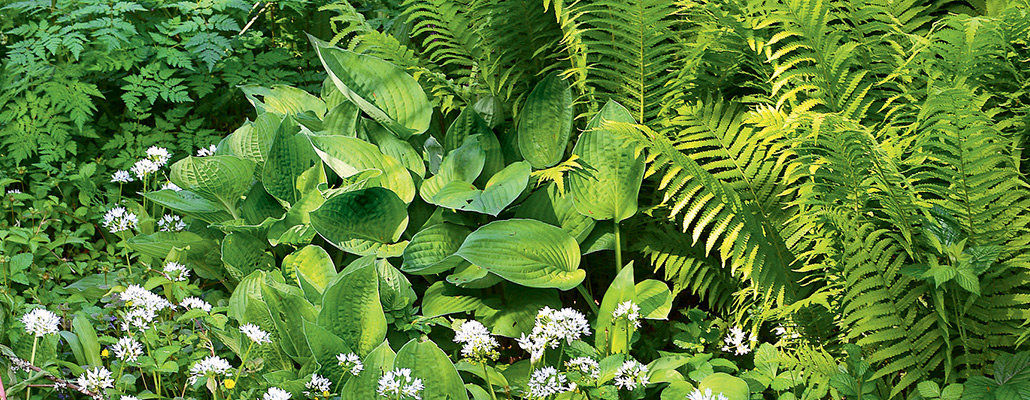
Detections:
[3, 0, 1030, 399]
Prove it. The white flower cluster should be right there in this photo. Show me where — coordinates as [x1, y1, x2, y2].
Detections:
[613, 360, 649, 391]
[304, 373, 333, 398]
[264, 387, 292, 400]
[118, 284, 173, 331]
[11, 357, 33, 371]
[527, 366, 576, 398]
[161, 182, 182, 191]
[111, 336, 143, 362]
[188, 355, 233, 384]
[102, 206, 138, 233]
[147, 146, 171, 166]
[111, 170, 134, 183]
[158, 214, 186, 232]
[21, 308, 60, 337]
[565, 357, 600, 379]
[453, 320, 499, 363]
[241, 323, 272, 345]
[517, 307, 591, 363]
[76, 366, 114, 394]
[7, 189, 22, 194]
[773, 324, 801, 340]
[129, 147, 171, 179]
[688, 388, 729, 400]
[721, 326, 757, 356]
[612, 300, 642, 329]
[197, 144, 217, 157]
[180, 296, 212, 312]
[377, 368, 423, 400]
[336, 352, 364, 376]
[163, 261, 190, 282]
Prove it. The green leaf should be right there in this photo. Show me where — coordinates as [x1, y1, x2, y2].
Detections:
[170, 155, 256, 213]
[518, 72, 573, 169]
[430, 162, 530, 216]
[241, 85, 327, 118]
[401, 223, 471, 275]
[222, 232, 275, 281]
[661, 381, 697, 400]
[421, 137, 486, 203]
[444, 107, 504, 180]
[455, 219, 584, 290]
[282, 245, 337, 302]
[698, 373, 749, 400]
[375, 259, 417, 312]
[226, 113, 282, 166]
[476, 285, 561, 337]
[635, 280, 673, 320]
[310, 36, 432, 138]
[394, 339, 469, 400]
[514, 183, 596, 243]
[308, 134, 416, 203]
[72, 313, 102, 367]
[263, 123, 321, 205]
[568, 100, 644, 222]
[365, 119, 426, 178]
[310, 187, 409, 253]
[323, 100, 361, 136]
[422, 281, 485, 318]
[144, 189, 233, 223]
[303, 320, 352, 380]
[595, 263, 636, 354]
[341, 340, 396, 400]
[126, 231, 216, 260]
[318, 257, 387, 356]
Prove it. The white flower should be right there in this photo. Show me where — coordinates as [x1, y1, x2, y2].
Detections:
[377, 368, 423, 400]
[111, 337, 143, 362]
[336, 352, 363, 376]
[111, 170, 134, 183]
[11, 357, 33, 371]
[241, 323, 272, 345]
[264, 387, 292, 400]
[527, 366, 576, 398]
[21, 308, 60, 337]
[688, 388, 730, 400]
[566, 357, 600, 379]
[180, 297, 212, 312]
[516, 333, 549, 364]
[453, 320, 499, 363]
[102, 206, 138, 234]
[612, 300, 642, 329]
[197, 144, 217, 157]
[518, 307, 591, 362]
[161, 182, 182, 191]
[304, 373, 333, 398]
[6, 189, 22, 194]
[163, 261, 190, 281]
[131, 159, 160, 179]
[157, 214, 186, 232]
[120, 308, 156, 331]
[721, 326, 757, 356]
[146, 146, 171, 166]
[613, 360, 649, 391]
[188, 355, 233, 384]
[76, 366, 114, 393]
[119, 285, 173, 313]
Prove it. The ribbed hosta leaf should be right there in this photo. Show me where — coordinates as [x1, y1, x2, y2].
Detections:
[263, 123, 320, 206]
[144, 189, 232, 223]
[401, 223, 471, 275]
[518, 72, 573, 169]
[308, 134, 415, 203]
[340, 340, 396, 400]
[430, 162, 530, 216]
[310, 36, 432, 138]
[394, 339, 470, 400]
[282, 245, 336, 302]
[455, 219, 583, 290]
[421, 137, 486, 202]
[169, 155, 256, 214]
[421, 281, 483, 318]
[514, 183, 596, 243]
[365, 119, 426, 178]
[226, 112, 281, 166]
[318, 257, 386, 356]
[241, 84, 328, 118]
[568, 100, 644, 222]
[310, 187, 408, 252]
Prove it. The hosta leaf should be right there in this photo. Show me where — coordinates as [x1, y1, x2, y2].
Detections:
[476, 285, 561, 337]
[170, 155, 256, 213]
[518, 72, 573, 169]
[322, 100, 361, 136]
[699, 373, 749, 400]
[568, 100, 644, 222]
[595, 263, 636, 354]
[282, 245, 337, 302]
[310, 187, 409, 253]
[303, 320, 352, 380]
[430, 162, 530, 216]
[318, 257, 387, 356]
[144, 189, 232, 223]
[635, 280, 673, 319]
[455, 219, 583, 290]
[308, 134, 415, 203]
[401, 223, 471, 275]
[446, 264, 503, 289]
[514, 183, 595, 243]
[126, 231, 216, 260]
[310, 36, 431, 138]
[222, 232, 274, 281]
[241, 85, 328, 118]
[444, 107, 503, 180]
[394, 339, 470, 400]
[422, 281, 485, 318]
[365, 119, 426, 178]
[263, 124, 320, 206]
[374, 259, 417, 311]
[226, 113, 281, 166]
[340, 340, 396, 400]
[421, 137, 486, 202]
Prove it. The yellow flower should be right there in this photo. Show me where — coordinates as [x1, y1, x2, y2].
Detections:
[223, 379, 236, 389]
[101, 349, 109, 358]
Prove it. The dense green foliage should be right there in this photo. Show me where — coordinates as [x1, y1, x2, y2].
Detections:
[3, 0, 1030, 399]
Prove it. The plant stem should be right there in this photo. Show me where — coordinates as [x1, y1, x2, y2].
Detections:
[115, 362, 126, 391]
[482, 362, 497, 400]
[614, 221, 622, 274]
[26, 337, 37, 400]
[575, 284, 600, 315]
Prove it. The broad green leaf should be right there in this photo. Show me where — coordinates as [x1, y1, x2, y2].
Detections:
[263, 124, 321, 205]
[444, 107, 503, 180]
[241, 84, 328, 118]
[303, 320, 352, 381]
[170, 155, 256, 213]
[635, 280, 673, 320]
[596, 263, 636, 354]
[455, 219, 583, 290]
[144, 189, 232, 223]
[222, 232, 274, 281]
[308, 134, 415, 203]
[310, 36, 431, 138]
[394, 339, 469, 400]
[310, 187, 408, 253]
[365, 119, 426, 178]
[318, 257, 387, 356]
[126, 231, 216, 260]
[72, 313, 102, 367]
[661, 381, 697, 400]
[476, 285, 561, 337]
[518, 72, 573, 169]
[430, 162, 530, 216]
[341, 340, 396, 400]
[446, 264, 503, 289]
[323, 100, 361, 136]
[568, 100, 644, 222]
[282, 245, 337, 301]
[421, 137, 485, 203]
[375, 259, 417, 312]
[226, 112, 282, 166]
[401, 223, 471, 275]
[699, 373, 749, 400]
[514, 183, 595, 243]
[422, 281, 485, 318]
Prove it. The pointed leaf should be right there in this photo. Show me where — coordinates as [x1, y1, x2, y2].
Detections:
[431, 162, 530, 216]
[310, 187, 409, 253]
[421, 137, 485, 203]
[394, 339, 469, 400]
[263, 123, 321, 205]
[401, 223, 471, 275]
[308, 134, 415, 203]
[455, 219, 583, 290]
[569, 100, 644, 222]
[318, 257, 387, 356]
[170, 155, 256, 212]
[340, 340, 396, 400]
[518, 72, 573, 168]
